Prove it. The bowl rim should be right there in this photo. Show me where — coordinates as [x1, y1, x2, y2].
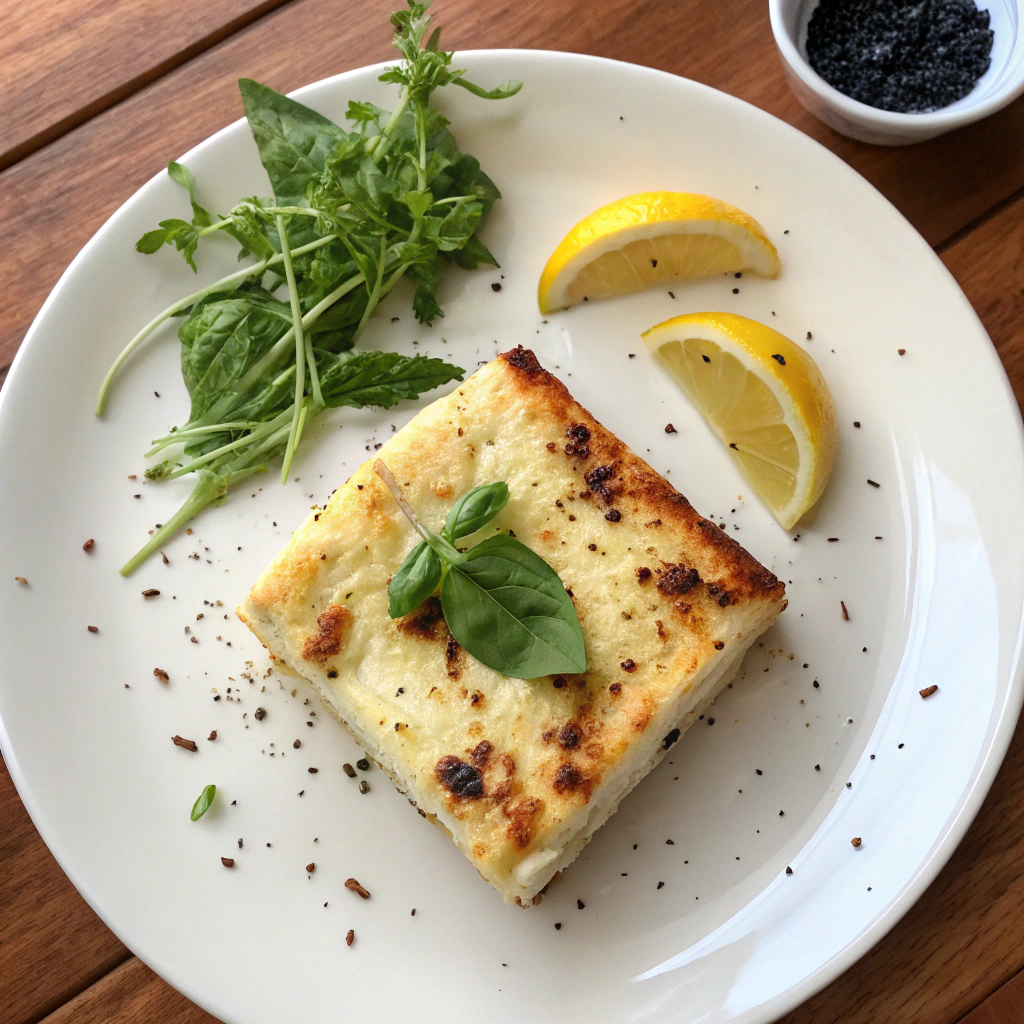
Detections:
[768, 0, 1024, 130]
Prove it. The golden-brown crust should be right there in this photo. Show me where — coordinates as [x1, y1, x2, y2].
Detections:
[301, 605, 352, 663]
[496, 346, 783, 606]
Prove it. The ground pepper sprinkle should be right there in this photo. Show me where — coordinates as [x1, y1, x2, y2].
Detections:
[806, 0, 993, 113]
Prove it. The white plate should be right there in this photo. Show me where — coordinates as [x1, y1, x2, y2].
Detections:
[2, 51, 1022, 1024]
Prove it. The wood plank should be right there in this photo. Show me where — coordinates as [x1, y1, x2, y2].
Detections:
[959, 967, 1024, 1024]
[0, 0, 294, 170]
[2, 0, 1024, 393]
[779, 193, 1024, 1024]
[0, 753, 130, 1024]
[37, 958, 218, 1024]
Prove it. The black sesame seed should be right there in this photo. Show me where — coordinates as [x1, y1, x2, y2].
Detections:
[805, 0, 993, 114]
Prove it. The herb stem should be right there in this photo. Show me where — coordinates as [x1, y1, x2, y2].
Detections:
[96, 233, 335, 416]
[373, 459, 463, 563]
[277, 214, 311, 484]
[187, 269, 367, 431]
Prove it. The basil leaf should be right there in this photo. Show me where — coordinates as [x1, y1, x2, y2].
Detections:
[442, 482, 508, 541]
[388, 541, 442, 617]
[440, 535, 586, 678]
[238, 79, 349, 205]
[178, 294, 292, 421]
[190, 783, 217, 821]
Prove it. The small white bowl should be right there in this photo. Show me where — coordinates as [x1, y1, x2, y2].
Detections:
[769, 0, 1024, 145]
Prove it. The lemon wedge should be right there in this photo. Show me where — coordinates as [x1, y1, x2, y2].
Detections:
[538, 192, 780, 313]
[643, 312, 837, 530]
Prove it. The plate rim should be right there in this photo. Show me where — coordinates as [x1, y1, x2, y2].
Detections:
[2, 47, 1023, 1024]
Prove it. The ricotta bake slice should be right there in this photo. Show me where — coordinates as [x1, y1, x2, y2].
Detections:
[238, 347, 786, 905]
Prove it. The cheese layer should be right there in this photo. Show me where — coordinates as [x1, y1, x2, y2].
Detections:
[239, 347, 786, 904]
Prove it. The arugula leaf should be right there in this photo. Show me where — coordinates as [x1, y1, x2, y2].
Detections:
[443, 482, 508, 540]
[238, 78, 349, 205]
[388, 540, 442, 617]
[190, 784, 217, 821]
[134, 162, 219, 271]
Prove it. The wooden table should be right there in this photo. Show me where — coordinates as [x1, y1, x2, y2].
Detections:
[2, 1, 1024, 1021]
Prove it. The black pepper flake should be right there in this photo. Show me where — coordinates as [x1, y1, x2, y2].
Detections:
[771, 353, 785, 365]
[359, 780, 370, 794]
[732, 287, 739, 294]
[707, 717, 715, 725]
[853, 421, 861, 428]
[702, 354, 710, 363]
[867, 479, 880, 488]
[254, 707, 266, 721]
[813, 680, 820, 688]
[786, 866, 793, 875]
[491, 282, 502, 292]
[756, 769, 763, 775]
[657, 881, 665, 889]
[576, 899, 585, 909]
[308, 767, 319, 774]
[554, 922, 562, 930]
[779, 810, 785, 816]
[356, 758, 370, 771]
[293, 739, 301, 749]
[815, 764, 821, 771]
[664, 423, 677, 433]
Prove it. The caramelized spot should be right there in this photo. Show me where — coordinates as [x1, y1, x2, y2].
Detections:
[656, 620, 669, 641]
[552, 765, 585, 794]
[433, 481, 454, 500]
[564, 423, 591, 461]
[546, 441, 558, 453]
[503, 796, 543, 850]
[397, 597, 446, 641]
[609, 682, 622, 694]
[470, 690, 485, 707]
[621, 659, 637, 673]
[472, 843, 487, 859]
[584, 464, 618, 503]
[504, 345, 542, 373]
[636, 566, 652, 583]
[445, 637, 463, 679]
[658, 564, 702, 596]
[435, 755, 484, 799]
[301, 605, 352, 663]
[558, 722, 581, 750]
[470, 740, 493, 767]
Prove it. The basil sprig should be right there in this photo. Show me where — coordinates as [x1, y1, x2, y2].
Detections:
[377, 462, 586, 678]
[190, 783, 217, 821]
